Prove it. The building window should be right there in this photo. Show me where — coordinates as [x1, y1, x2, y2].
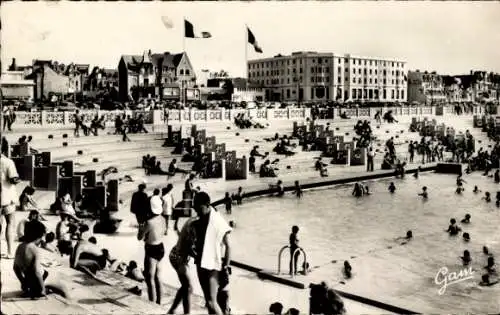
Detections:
[311, 88, 314, 99]
[338, 67, 341, 73]
[369, 78, 372, 84]
[311, 77, 315, 83]
[401, 90, 405, 99]
[364, 69, 367, 75]
[369, 69, 372, 75]
[375, 69, 378, 75]
[358, 88, 362, 98]
[353, 78, 356, 83]
[180, 69, 184, 75]
[358, 69, 361, 74]
[312, 59, 315, 63]
[287, 78, 290, 84]
[369, 60, 372, 66]
[364, 78, 367, 85]
[300, 68, 303, 73]
[383, 79, 386, 84]
[345, 68, 348, 72]
[392, 80, 394, 84]
[186, 69, 190, 75]
[326, 67, 329, 73]
[338, 77, 341, 84]
[383, 89, 387, 99]
[311, 67, 315, 73]
[396, 90, 399, 98]
[353, 89, 357, 98]
[318, 58, 322, 64]
[375, 78, 378, 84]
[391, 89, 395, 99]
[287, 89, 290, 98]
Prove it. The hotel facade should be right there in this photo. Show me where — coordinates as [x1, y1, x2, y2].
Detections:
[247, 51, 407, 103]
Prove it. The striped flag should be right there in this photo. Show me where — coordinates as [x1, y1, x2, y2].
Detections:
[184, 19, 212, 38]
[247, 27, 262, 53]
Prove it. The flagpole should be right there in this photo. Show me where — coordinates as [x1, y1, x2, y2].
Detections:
[245, 24, 248, 90]
[182, 16, 186, 107]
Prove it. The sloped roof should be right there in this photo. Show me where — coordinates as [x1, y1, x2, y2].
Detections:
[150, 52, 184, 69]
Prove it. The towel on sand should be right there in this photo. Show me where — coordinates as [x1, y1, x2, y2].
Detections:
[200, 208, 232, 271]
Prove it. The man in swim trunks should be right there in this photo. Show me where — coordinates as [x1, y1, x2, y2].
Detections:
[70, 236, 109, 274]
[137, 201, 165, 305]
[1, 138, 20, 259]
[14, 220, 69, 298]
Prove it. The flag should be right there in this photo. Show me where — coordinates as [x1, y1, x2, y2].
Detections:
[184, 19, 212, 38]
[161, 16, 174, 29]
[247, 27, 262, 53]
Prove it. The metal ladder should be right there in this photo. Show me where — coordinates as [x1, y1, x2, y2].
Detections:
[277, 245, 308, 277]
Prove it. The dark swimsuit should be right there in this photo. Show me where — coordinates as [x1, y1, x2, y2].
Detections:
[145, 243, 165, 261]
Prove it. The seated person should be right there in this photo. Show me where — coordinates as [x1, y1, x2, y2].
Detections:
[125, 260, 144, 282]
[259, 160, 277, 178]
[381, 153, 393, 170]
[352, 183, 364, 197]
[56, 210, 80, 256]
[168, 158, 190, 176]
[315, 158, 327, 171]
[14, 220, 69, 299]
[339, 111, 349, 119]
[150, 161, 169, 175]
[41, 232, 59, 254]
[70, 237, 109, 274]
[18, 186, 40, 212]
[17, 210, 44, 241]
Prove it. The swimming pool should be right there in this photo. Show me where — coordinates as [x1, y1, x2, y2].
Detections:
[219, 172, 500, 313]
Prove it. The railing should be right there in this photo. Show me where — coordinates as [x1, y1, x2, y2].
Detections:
[8, 105, 487, 129]
[277, 245, 308, 277]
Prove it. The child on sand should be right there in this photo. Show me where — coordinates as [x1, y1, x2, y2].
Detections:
[293, 181, 303, 198]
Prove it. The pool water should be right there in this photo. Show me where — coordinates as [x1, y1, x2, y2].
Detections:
[218, 172, 500, 313]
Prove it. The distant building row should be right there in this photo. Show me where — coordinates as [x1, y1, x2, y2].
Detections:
[247, 51, 500, 104]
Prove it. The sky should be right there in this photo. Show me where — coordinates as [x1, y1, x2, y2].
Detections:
[2, 1, 500, 80]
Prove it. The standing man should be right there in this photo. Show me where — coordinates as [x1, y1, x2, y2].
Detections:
[73, 110, 82, 137]
[367, 147, 375, 172]
[137, 201, 165, 305]
[289, 226, 300, 275]
[1, 138, 20, 259]
[130, 183, 150, 226]
[161, 184, 174, 235]
[193, 192, 232, 315]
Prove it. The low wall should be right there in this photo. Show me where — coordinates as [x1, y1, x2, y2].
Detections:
[10, 105, 485, 129]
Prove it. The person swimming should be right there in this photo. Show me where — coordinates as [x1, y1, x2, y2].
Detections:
[343, 261, 352, 279]
[352, 183, 363, 197]
[479, 274, 499, 286]
[388, 182, 396, 193]
[293, 181, 303, 198]
[463, 232, 470, 242]
[456, 183, 465, 194]
[483, 192, 491, 202]
[485, 257, 496, 273]
[456, 175, 466, 186]
[473, 186, 480, 193]
[483, 246, 492, 256]
[418, 186, 428, 199]
[413, 169, 419, 179]
[395, 230, 413, 245]
[446, 218, 461, 236]
[461, 214, 471, 224]
[363, 185, 371, 195]
[461, 250, 471, 266]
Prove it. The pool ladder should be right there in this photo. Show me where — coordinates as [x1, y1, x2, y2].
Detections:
[277, 245, 308, 277]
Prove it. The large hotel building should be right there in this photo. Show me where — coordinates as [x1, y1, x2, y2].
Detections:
[247, 51, 407, 103]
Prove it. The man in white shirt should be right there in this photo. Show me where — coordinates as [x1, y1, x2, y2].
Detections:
[161, 184, 174, 235]
[150, 188, 163, 219]
[1, 138, 20, 258]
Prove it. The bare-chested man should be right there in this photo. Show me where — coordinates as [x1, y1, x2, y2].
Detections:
[137, 203, 166, 305]
[70, 236, 108, 274]
[13, 220, 69, 299]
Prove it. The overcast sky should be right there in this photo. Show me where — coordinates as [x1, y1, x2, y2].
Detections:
[2, 1, 500, 78]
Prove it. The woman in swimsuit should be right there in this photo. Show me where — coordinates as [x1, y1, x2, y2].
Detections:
[167, 217, 198, 314]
